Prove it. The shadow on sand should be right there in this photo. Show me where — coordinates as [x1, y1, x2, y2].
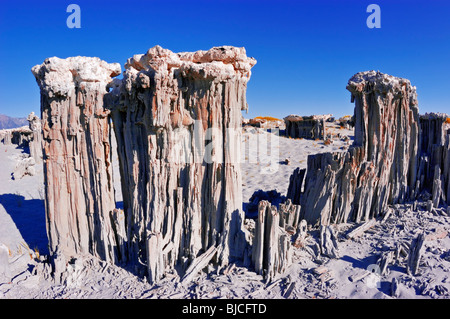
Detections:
[0, 193, 48, 255]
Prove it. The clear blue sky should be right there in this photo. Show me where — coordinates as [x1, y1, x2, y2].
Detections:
[0, 0, 449, 119]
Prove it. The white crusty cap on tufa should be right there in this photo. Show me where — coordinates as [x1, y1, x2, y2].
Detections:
[31, 56, 121, 98]
[124, 45, 256, 79]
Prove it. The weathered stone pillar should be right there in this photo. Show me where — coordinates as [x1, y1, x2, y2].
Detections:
[27, 112, 43, 164]
[251, 199, 300, 282]
[348, 71, 420, 205]
[288, 71, 420, 225]
[31, 57, 123, 274]
[108, 46, 256, 283]
[417, 113, 450, 207]
[284, 114, 330, 140]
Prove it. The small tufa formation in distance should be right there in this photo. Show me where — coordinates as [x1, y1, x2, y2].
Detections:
[284, 114, 332, 140]
[27, 112, 43, 164]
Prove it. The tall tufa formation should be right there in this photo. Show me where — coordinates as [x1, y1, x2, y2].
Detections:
[107, 46, 256, 283]
[348, 71, 420, 205]
[416, 113, 450, 207]
[289, 71, 420, 225]
[32, 57, 122, 278]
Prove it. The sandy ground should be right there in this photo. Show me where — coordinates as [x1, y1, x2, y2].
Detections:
[1, 124, 450, 300]
[241, 124, 353, 204]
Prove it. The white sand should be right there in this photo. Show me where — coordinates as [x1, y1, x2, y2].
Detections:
[1, 125, 450, 299]
[241, 124, 353, 202]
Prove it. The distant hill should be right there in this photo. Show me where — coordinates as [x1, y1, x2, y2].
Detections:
[0, 114, 29, 130]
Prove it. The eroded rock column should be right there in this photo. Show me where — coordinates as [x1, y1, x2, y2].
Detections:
[32, 57, 122, 275]
[289, 71, 420, 225]
[27, 112, 43, 164]
[251, 198, 301, 282]
[284, 114, 329, 140]
[348, 71, 420, 206]
[417, 113, 450, 207]
[108, 46, 256, 283]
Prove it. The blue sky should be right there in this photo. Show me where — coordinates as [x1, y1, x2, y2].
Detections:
[0, 0, 449, 119]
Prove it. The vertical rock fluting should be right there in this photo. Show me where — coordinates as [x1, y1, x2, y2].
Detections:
[349, 71, 420, 205]
[416, 113, 450, 206]
[32, 57, 122, 274]
[286, 167, 305, 205]
[300, 147, 371, 225]
[289, 71, 420, 225]
[251, 200, 296, 282]
[108, 46, 256, 283]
